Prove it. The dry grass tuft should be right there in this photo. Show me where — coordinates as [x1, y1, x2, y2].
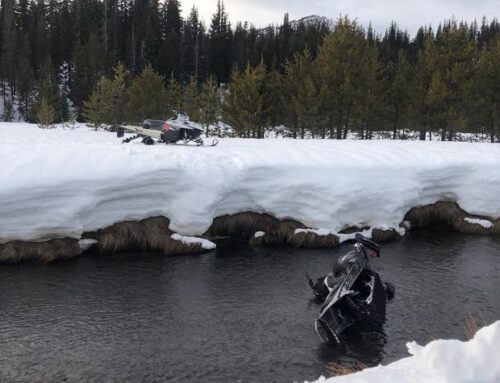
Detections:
[462, 312, 483, 340]
[404, 201, 466, 228]
[206, 212, 340, 248]
[87, 216, 212, 255]
[404, 201, 498, 235]
[0, 238, 81, 263]
[371, 228, 402, 243]
[288, 230, 340, 249]
[327, 361, 367, 377]
[206, 212, 304, 241]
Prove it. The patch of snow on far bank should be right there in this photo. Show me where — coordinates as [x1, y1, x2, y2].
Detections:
[254, 231, 266, 238]
[306, 321, 500, 383]
[78, 239, 98, 252]
[295, 226, 405, 243]
[170, 233, 216, 250]
[336, 228, 374, 243]
[464, 217, 494, 229]
[1, 123, 500, 242]
[295, 228, 332, 236]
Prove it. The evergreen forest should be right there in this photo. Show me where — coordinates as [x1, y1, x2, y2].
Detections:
[1, 0, 499, 141]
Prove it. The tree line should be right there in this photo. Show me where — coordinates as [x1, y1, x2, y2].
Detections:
[225, 17, 500, 142]
[0, 0, 499, 141]
[0, 0, 329, 123]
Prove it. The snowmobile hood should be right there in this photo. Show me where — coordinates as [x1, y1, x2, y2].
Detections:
[167, 118, 203, 131]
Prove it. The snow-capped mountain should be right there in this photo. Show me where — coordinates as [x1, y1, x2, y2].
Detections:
[290, 15, 335, 29]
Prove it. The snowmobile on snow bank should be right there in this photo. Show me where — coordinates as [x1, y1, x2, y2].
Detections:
[308, 234, 395, 343]
[116, 112, 218, 146]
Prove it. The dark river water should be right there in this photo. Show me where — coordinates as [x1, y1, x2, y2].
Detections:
[0, 229, 499, 383]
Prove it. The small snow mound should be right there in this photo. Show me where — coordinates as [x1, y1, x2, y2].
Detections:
[464, 217, 494, 229]
[78, 239, 98, 252]
[170, 233, 216, 250]
[401, 220, 412, 230]
[306, 321, 500, 383]
[295, 228, 332, 236]
[254, 231, 266, 238]
[336, 228, 373, 243]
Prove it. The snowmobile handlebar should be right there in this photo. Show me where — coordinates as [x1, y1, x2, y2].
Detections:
[355, 233, 381, 257]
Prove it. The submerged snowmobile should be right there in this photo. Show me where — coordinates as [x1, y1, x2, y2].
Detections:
[117, 112, 218, 146]
[308, 234, 395, 343]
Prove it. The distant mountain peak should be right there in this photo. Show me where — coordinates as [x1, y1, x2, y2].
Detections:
[290, 15, 334, 29]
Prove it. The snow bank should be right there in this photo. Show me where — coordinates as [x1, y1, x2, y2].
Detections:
[1, 123, 500, 242]
[464, 217, 494, 229]
[306, 321, 500, 383]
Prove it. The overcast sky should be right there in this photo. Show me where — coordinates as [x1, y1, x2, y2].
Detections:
[180, 0, 500, 36]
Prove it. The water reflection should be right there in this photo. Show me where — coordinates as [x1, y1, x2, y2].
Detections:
[317, 330, 387, 367]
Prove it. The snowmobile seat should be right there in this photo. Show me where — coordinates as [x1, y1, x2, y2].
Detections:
[143, 119, 165, 130]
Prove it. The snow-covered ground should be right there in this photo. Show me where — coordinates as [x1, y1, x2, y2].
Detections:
[1, 123, 500, 242]
[307, 321, 500, 383]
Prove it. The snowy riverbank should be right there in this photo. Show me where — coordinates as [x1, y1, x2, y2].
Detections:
[1, 123, 500, 244]
[306, 321, 500, 383]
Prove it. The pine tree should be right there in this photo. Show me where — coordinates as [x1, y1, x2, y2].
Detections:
[182, 76, 200, 121]
[422, 22, 477, 140]
[158, 0, 183, 77]
[101, 63, 129, 128]
[127, 65, 167, 123]
[425, 71, 448, 138]
[223, 61, 270, 138]
[183, 6, 202, 79]
[317, 17, 366, 139]
[71, 32, 105, 118]
[284, 50, 320, 138]
[1, 0, 17, 97]
[278, 14, 293, 67]
[231, 22, 248, 72]
[208, 0, 232, 83]
[199, 77, 220, 135]
[144, 0, 163, 72]
[354, 45, 384, 139]
[37, 96, 55, 128]
[471, 39, 500, 142]
[82, 63, 129, 129]
[166, 74, 182, 115]
[32, 0, 49, 75]
[386, 50, 414, 139]
[82, 88, 103, 129]
[54, 0, 75, 66]
[17, 34, 34, 119]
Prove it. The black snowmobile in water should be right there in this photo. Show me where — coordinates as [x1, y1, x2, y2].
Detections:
[308, 234, 395, 343]
[117, 112, 218, 146]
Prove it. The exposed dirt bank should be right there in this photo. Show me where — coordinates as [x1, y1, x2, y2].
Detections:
[404, 201, 500, 235]
[1, 201, 498, 263]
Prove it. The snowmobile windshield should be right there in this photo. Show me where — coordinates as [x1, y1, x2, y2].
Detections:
[326, 250, 366, 290]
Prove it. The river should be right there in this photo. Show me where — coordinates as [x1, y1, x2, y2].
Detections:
[0, 228, 499, 382]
